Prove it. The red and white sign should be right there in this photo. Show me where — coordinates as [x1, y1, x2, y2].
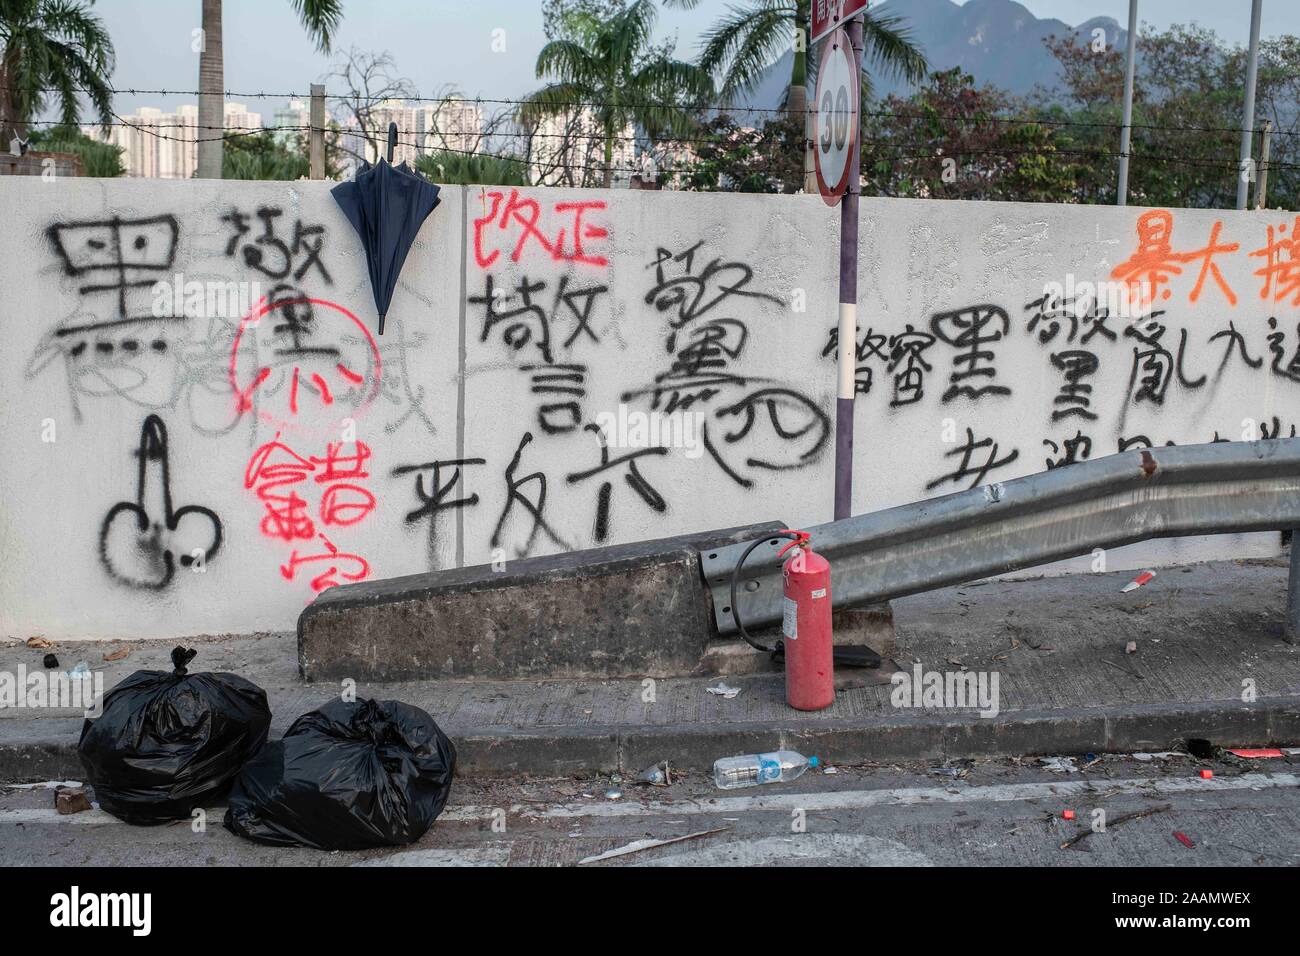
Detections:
[813, 26, 860, 206]
[811, 0, 868, 46]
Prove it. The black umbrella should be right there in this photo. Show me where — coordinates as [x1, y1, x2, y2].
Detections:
[331, 123, 442, 334]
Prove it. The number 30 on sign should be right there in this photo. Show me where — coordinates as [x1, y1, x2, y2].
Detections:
[814, 26, 860, 206]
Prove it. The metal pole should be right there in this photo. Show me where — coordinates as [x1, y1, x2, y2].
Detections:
[1116, 0, 1138, 206]
[804, 107, 818, 195]
[1256, 119, 1273, 209]
[1237, 0, 1263, 211]
[1287, 533, 1300, 643]
[834, 16, 864, 521]
[309, 83, 325, 180]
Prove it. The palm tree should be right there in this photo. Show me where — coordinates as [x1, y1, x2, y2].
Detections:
[522, 0, 713, 188]
[0, 0, 114, 150]
[695, 0, 926, 190]
[196, 0, 341, 179]
[415, 149, 529, 187]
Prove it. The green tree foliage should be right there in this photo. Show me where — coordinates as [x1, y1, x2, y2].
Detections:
[414, 149, 528, 186]
[862, 68, 1081, 203]
[1035, 24, 1300, 209]
[676, 114, 803, 193]
[853, 24, 1299, 209]
[694, 1, 925, 116]
[220, 126, 346, 181]
[542, 0, 629, 39]
[221, 130, 307, 180]
[0, 0, 114, 145]
[522, 0, 713, 187]
[27, 121, 122, 175]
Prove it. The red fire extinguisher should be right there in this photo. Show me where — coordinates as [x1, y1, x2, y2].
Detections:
[777, 531, 834, 711]
[727, 528, 836, 712]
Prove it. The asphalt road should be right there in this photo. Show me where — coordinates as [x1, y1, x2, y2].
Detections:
[2, 752, 1297, 867]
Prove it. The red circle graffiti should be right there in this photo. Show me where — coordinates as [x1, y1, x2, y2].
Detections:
[228, 296, 382, 430]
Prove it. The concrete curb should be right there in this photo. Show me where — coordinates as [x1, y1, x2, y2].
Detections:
[298, 521, 785, 682]
[5, 696, 1297, 781]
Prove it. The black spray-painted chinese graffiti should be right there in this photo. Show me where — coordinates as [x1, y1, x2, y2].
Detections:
[624, 241, 830, 488]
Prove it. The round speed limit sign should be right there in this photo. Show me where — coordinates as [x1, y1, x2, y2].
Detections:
[814, 27, 860, 206]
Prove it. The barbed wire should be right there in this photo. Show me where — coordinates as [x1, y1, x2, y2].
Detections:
[43, 114, 1300, 180]
[369, 131, 675, 179]
[26, 114, 1300, 173]
[8, 83, 1299, 139]
[858, 106, 1299, 139]
[4, 83, 790, 116]
[870, 143, 1300, 173]
[30, 115, 1300, 177]
[62, 115, 640, 177]
[18, 92, 1300, 182]
[24, 115, 734, 148]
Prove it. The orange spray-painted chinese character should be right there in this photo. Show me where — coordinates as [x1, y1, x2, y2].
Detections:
[1112, 211, 1240, 310]
[1111, 210, 1182, 310]
[1181, 220, 1239, 306]
[1250, 216, 1300, 307]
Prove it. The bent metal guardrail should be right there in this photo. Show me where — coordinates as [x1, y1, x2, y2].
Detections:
[702, 439, 1300, 643]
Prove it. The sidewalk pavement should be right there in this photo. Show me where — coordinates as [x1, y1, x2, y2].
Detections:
[3, 557, 1298, 781]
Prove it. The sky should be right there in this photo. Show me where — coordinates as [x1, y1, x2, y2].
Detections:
[57, 0, 1300, 120]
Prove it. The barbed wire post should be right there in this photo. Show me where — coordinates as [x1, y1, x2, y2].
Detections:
[309, 83, 325, 180]
[1256, 119, 1272, 210]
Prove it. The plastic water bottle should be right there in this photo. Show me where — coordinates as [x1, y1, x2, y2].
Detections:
[713, 751, 819, 789]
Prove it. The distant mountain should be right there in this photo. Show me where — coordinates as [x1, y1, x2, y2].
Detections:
[734, 0, 1125, 110]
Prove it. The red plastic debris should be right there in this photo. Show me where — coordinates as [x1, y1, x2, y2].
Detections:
[1228, 748, 1284, 759]
[1173, 831, 1196, 849]
[1062, 809, 1075, 820]
[1199, 769, 1213, 779]
[1121, 570, 1156, 593]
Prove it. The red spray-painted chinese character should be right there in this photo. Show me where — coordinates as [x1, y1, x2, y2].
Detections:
[245, 436, 376, 591]
[280, 534, 371, 592]
[473, 189, 609, 269]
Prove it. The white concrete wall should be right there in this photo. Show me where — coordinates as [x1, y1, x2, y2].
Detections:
[0, 177, 1293, 640]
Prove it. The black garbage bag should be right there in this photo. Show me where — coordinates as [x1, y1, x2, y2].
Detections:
[223, 697, 456, 850]
[78, 646, 271, 824]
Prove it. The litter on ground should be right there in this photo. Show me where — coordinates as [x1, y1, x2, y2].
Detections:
[1039, 756, 1079, 773]
[1121, 570, 1156, 593]
[577, 827, 729, 865]
[636, 762, 672, 787]
[1131, 751, 1187, 761]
